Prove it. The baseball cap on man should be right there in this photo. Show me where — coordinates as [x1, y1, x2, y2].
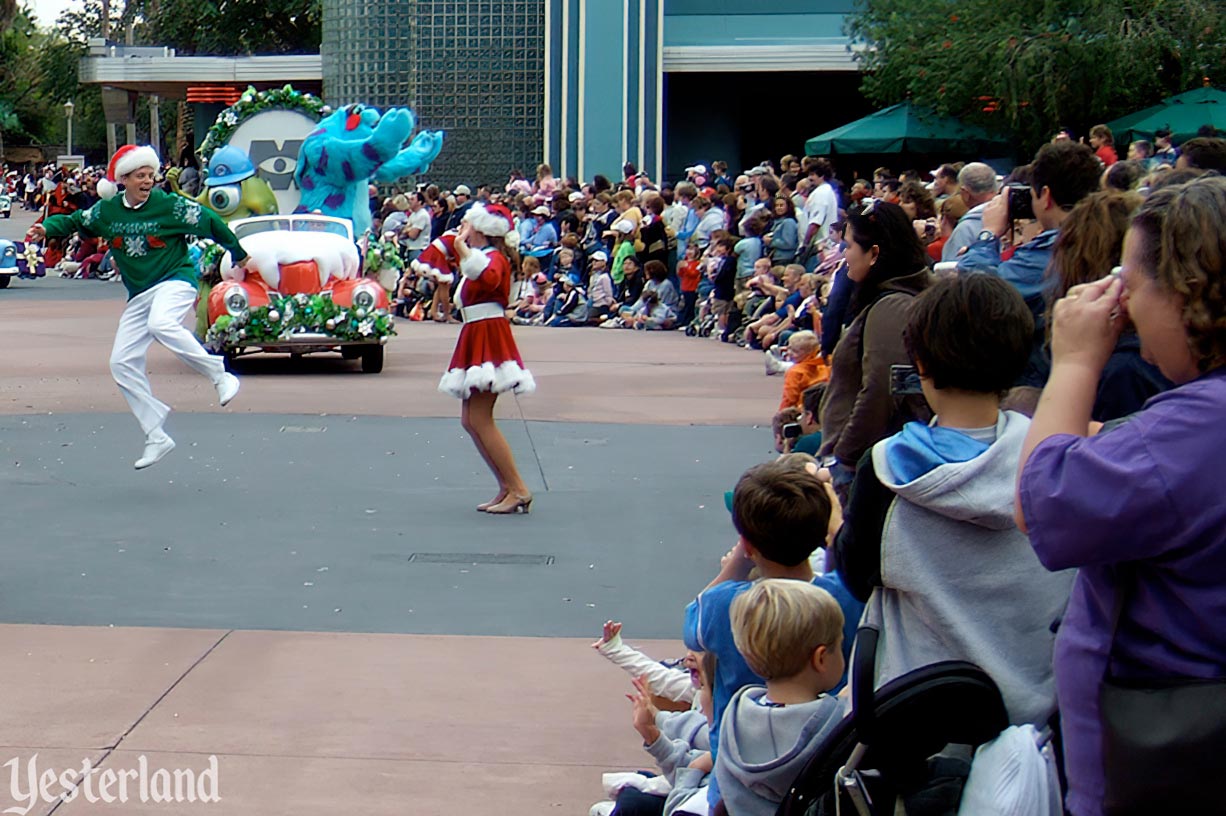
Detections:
[685, 164, 707, 176]
[454, 184, 472, 196]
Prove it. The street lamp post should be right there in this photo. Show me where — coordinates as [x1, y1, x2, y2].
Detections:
[64, 100, 75, 156]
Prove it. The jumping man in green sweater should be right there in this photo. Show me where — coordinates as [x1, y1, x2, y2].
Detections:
[29, 145, 250, 469]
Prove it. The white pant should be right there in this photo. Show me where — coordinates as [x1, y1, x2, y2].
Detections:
[110, 279, 225, 438]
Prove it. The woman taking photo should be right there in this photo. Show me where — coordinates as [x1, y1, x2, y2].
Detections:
[1017, 176, 1226, 815]
[438, 203, 537, 514]
[819, 200, 933, 497]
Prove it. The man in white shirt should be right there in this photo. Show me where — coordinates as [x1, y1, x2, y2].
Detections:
[403, 192, 433, 262]
[802, 158, 838, 251]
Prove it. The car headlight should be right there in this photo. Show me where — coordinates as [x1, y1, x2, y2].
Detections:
[225, 288, 250, 316]
[353, 284, 378, 311]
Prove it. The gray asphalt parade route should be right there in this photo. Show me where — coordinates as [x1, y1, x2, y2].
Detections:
[0, 250, 782, 814]
[0, 412, 764, 637]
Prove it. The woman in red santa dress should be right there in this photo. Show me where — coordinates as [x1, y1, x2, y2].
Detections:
[438, 202, 537, 514]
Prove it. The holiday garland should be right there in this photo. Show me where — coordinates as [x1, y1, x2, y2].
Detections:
[205, 292, 395, 350]
[363, 236, 404, 277]
[198, 85, 330, 170]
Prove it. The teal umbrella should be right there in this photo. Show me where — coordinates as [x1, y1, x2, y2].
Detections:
[1107, 85, 1226, 144]
[805, 101, 1010, 156]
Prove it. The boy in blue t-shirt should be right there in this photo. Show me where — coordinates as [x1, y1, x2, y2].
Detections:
[683, 458, 864, 807]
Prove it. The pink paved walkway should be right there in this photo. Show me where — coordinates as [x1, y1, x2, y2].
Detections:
[0, 625, 686, 814]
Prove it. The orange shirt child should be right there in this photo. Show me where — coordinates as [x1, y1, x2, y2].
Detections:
[780, 353, 831, 411]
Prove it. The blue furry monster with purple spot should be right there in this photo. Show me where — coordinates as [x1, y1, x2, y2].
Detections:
[293, 103, 444, 236]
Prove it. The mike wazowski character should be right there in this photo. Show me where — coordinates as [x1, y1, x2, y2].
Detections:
[168, 145, 279, 221]
[293, 103, 443, 237]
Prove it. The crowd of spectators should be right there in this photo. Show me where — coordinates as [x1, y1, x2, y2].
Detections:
[8, 121, 1226, 814]
[582, 127, 1226, 816]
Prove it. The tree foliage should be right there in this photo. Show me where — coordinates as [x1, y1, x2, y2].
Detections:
[121, 0, 321, 55]
[846, 0, 1226, 155]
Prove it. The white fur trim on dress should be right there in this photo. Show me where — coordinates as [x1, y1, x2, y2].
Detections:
[410, 258, 454, 284]
[221, 230, 360, 289]
[438, 360, 536, 400]
[462, 203, 511, 237]
[459, 250, 490, 280]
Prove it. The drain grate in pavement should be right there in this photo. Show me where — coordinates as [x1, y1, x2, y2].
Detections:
[408, 553, 555, 566]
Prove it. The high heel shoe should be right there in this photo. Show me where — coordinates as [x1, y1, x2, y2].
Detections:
[484, 493, 533, 515]
[477, 492, 509, 512]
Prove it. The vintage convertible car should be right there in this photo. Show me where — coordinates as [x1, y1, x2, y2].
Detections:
[205, 214, 394, 373]
[0, 239, 16, 288]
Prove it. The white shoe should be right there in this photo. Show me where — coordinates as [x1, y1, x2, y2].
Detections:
[135, 434, 176, 469]
[216, 372, 240, 406]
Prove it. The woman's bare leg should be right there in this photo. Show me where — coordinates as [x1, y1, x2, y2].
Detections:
[467, 391, 530, 500]
[461, 397, 508, 508]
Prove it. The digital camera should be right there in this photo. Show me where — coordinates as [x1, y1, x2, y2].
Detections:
[1007, 184, 1035, 221]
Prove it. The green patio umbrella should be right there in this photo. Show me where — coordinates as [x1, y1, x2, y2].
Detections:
[805, 101, 1010, 156]
[1107, 85, 1226, 144]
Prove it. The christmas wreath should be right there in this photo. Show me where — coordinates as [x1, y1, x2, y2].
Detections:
[205, 292, 395, 350]
[198, 85, 330, 166]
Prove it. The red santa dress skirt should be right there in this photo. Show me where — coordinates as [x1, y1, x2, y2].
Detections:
[438, 247, 536, 400]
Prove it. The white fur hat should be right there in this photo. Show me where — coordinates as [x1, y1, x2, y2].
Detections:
[96, 144, 160, 200]
[462, 202, 514, 237]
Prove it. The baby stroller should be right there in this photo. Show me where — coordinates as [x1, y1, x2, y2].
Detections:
[685, 308, 718, 338]
[775, 626, 1010, 816]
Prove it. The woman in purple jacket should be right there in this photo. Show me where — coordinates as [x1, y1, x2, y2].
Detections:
[1016, 175, 1226, 815]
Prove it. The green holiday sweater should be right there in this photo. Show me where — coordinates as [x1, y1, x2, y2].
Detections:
[42, 188, 247, 299]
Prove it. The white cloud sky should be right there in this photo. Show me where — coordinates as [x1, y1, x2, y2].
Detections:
[28, 0, 80, 29]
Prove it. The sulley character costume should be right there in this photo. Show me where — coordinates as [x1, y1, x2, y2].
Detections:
[293, 104, 443, 236]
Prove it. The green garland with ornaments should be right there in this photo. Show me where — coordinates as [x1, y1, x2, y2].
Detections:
[198, 85, 330, 169]
[364, 235, 404, 276]
[205, 292, 395, 350]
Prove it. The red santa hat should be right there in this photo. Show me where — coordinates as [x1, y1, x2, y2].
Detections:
[462, 202, 515, 237]
[96, 144, 160, 201]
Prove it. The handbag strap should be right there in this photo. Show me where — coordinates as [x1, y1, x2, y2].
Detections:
[1103, 565, 1131, 680]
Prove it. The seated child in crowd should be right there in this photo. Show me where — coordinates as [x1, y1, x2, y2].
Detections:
[684, 459, 864, 809]
[715, 579, 849, 816]
[547, 277, 589, 327]
[510, 270, 551, 324]
[599, 652, 716, 816]
[778, 331, 830, 411]
[587, 251, 618, 323]
[791, 383, 825, 456]
[831, 275, 1074, 726]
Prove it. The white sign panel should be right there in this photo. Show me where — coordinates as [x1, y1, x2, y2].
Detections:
[226, 109, 319, 215]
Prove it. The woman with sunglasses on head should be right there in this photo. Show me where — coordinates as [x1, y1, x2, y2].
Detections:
[818, 200, 934, 501]
[438, 203, 537, 514]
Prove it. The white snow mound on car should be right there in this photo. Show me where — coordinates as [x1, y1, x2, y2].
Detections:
[222, 231, 360, 290]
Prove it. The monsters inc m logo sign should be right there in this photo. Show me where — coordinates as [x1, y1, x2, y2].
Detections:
[226, 109, 319, 214]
